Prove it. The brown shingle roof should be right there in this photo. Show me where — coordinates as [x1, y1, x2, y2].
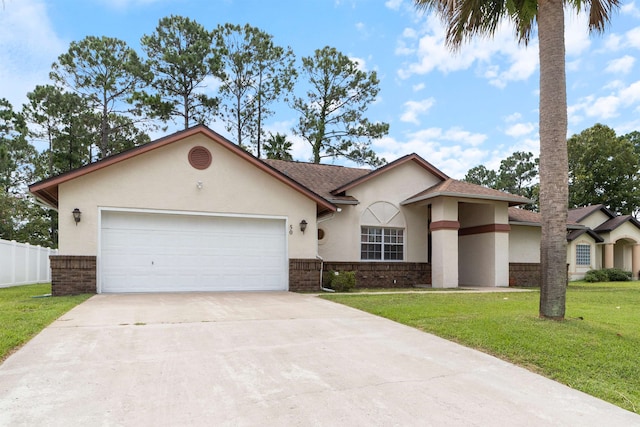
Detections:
[567, 204, 614, 223]
[595, 215, 640, 232]
[508, 207, 542, 223]
[402, 179, 530, 206]
[263, 159, 370, 202]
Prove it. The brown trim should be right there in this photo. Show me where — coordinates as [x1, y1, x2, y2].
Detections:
[430, 220, 460, 231]
[330, 154, 449, 195]
[29, 125, 336, 213]
[459, 224, 511, 236]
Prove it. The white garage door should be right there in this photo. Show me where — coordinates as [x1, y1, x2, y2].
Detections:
[100, 211, 287, 293]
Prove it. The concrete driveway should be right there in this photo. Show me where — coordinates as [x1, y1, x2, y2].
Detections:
[0, 292, 637, 426]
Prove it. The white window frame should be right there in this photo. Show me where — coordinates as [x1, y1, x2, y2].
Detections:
[576, 243, 591, 266]
[361, 226, 404, 261]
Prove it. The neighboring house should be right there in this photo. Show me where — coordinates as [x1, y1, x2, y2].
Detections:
[567, 205, 640, 280]
[507, 204, 640, 281]
[30, 125, 538, 295]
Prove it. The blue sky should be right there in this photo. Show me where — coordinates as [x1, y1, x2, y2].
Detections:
[1, 0, 639, 178]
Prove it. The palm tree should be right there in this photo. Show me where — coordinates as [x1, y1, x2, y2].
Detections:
[264, 132, 293, 161]
[414, 0, 620, 320]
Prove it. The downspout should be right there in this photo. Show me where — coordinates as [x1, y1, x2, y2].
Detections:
[316, 254, 334, 292]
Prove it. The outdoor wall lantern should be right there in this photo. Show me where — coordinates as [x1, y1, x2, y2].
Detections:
[72, 208, 82, 225]
[299, 219, 308, 234]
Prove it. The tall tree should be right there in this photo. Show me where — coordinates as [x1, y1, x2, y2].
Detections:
[215, 23, 297, 157]
[496, 152, 538, 195]
[292, 46, 388, 166]
[464, 165, 497, 188]
[0, 99, 36, 242]
[141, 15, 221, 129]
[50, 36, 151, 158]
[415, 0, 620, 320]
[568, 124, 640, 215]
[264, 132, 293, 160]
[464, 152, 539, 210]
[23, 85, 94, 177]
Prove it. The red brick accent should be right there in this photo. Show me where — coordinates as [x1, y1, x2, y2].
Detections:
[430, 220, 460, 231]
[508, 263, 540, 287]
[323, 262, 431, 289]
[50, 255, 97, 296]
[459, 224, 511, 236]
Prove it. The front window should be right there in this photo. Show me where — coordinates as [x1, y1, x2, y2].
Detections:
[361, 227, 404, 261]
[576, 244, 591, 266]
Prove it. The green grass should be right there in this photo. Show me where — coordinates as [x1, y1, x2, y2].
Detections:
[0, 284, 92, 363]
[321, 281, 640, 413]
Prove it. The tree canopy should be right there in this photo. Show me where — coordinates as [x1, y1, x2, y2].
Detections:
[292, 46, 388, 166]
[568, 124, 640, 215]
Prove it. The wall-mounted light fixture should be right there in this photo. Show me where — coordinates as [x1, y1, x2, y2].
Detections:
[299, 219, 308, 234]
[72, 208, 81, 226]
[197, 181, 203, 189]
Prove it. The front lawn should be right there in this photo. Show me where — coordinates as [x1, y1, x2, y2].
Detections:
[0, 284, 91, 363]
[321, 282, 640, 414]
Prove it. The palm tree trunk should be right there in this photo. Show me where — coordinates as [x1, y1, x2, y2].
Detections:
[538, 0, 568, 320]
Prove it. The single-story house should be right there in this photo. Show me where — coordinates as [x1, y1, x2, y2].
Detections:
[31, 125, 625, 295]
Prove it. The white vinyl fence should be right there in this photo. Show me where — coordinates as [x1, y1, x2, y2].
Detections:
[0, 238, 58, 288]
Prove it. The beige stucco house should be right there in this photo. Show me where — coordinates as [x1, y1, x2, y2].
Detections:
[30, 125, 548, 295]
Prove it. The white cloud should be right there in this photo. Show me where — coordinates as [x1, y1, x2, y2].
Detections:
[396, 14, 538, 87]
[350, 56, 368, 72]
[384, 0, 403, 11]
[504, 122, 535, 138]
[627, 27, 640, 49]
[412, 82, 426, 91]
[603, 33, 623, 51]
[620, 80, 640, 105]
[621, 2, 640, 17]
[504, 112, 522, 122]
[605, 55, 635, 74]
[0, 0, 67, 108]
[372, 126, 488, 178]
[564, 12, 591, 56]
[400, 98, 435, 124]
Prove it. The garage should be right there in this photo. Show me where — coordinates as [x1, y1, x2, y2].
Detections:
[100, 210, 287, 293]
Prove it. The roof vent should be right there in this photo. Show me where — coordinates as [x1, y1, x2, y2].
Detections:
[188, 146, 212, 170]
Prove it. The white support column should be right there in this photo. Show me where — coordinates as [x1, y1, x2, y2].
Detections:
[604, 243, 614, 269]
[632, 244, 640, 280]
[430, 198, 459, 288]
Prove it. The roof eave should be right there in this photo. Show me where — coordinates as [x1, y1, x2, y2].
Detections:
[330, 154, 449, 196]
[401, 191, 531, 206]
[28, 125, 337, 214]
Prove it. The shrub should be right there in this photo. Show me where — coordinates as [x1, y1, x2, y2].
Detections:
[327, 270, 356, 292]
[585, 269, 609, 282]
[604, 268, 632, 282]
[584, 268, 631, 282]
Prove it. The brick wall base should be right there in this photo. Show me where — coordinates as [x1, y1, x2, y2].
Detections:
[50, 255, 97, 296]
[289, 259, 322, 292]
[289, 259, 432, 291]
[324, 262, 431, 289]
[509, 262, 540, 287]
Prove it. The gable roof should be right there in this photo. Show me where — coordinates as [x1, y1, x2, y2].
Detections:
[330, 154, 449, 196]
[29, 125, 336, 213]
[567, 228, 605, 243]
[594, 215, 640, 233]
[402, 179, 531, 206]
[567, 204, 616, 223]
[508, 207, 583, 228]
[263, 159, 370, 204]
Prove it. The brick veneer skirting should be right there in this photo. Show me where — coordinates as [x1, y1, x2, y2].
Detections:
[509, 262, 540, 287]
[324, 262, 431, 288]
[289, 259, 432, 292]
[50, 255, 97, 296]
